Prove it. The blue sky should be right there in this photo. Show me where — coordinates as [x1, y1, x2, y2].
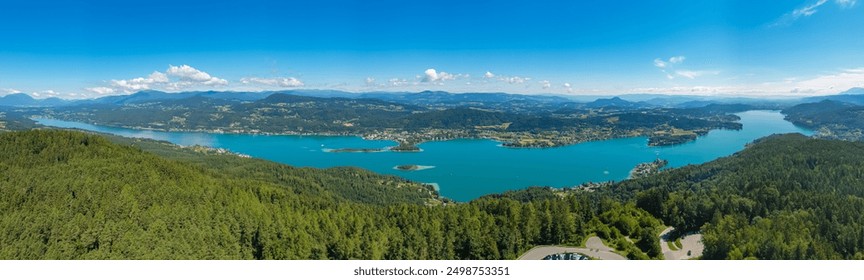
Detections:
[1, 0, 863, 99]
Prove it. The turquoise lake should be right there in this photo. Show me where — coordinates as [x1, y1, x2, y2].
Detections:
[36, 110, 812, 201]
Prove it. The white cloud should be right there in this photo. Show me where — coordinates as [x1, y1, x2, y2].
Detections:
[240, 77, 304, 88]
[110, 78, 153, 91]
[773, 0, 855, 26]
[85, 87, 116, 95]
[563, 82, 573, 93]
[654, 56, 685, 69]
[164, 81, 194, 91]
[91, 65, 228, 94]
[31, 90, 60, 98]
[788, 67, 864, 94]
[422, 69, 439, 82]
[630, 86, 732, 95]
[421, 68, 457, 83]
[417, 69, 469, 85]
[2, 88, 21, 95]
[111, 71, 170, 91]
[167, 65, 228, 86]
[502, 76, 530, 84]
[793, 0, 829, 17]
[166, 65, 209, 81]
[389, 78, 410, 86]
[627, 67, 864, 96]
[836, 0, 857, 8]
[478, 71, 533, 86]
[790, 88, 818, 94]
[277, 78, 304, 87]
[653, 56, 717, 80]
[669, 56, 686, 64]
[674, 70, 720, 79]
[540, 80, 551, 89]
[365, 77, 375, 85]
[149, 71, 169, 83]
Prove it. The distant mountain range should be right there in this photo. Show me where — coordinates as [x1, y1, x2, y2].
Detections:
[0, 90, 277, 107]
[4, 88, 864, 109]
[358, 90, 571, 105]
[799, 87, 864, 105]
[584, 97, 653, 109]
[0, 93, 70, 107]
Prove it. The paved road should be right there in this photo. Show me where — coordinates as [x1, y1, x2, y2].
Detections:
[519, 237, 627, 260]
[585, 236, 615, 251]
[659, 227, 704, 260]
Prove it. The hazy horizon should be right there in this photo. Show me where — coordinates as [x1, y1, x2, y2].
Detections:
[2, 87, 852, 101]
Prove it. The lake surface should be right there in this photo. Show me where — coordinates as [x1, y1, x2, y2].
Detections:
[36, 111, 812, 201]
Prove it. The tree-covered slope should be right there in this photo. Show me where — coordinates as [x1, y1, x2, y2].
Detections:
[0, 111, 38, 132]
[0, 130, 444, 259]
[617, 133, 864, 259]
[782, 100, 864, 141]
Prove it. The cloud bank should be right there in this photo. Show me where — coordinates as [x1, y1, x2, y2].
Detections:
[88, 65, 229, 94]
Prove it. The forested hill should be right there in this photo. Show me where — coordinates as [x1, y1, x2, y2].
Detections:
[617, 133, 864, 259]
[782, 100, 864, 141]
[485, 133, 864, 259]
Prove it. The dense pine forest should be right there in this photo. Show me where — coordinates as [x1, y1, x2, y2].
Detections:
[1, 128, 864, 259]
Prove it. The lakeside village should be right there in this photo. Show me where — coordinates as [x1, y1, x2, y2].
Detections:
[187, 145, 252, 158]
[42, 112, 711, 152]
[557, 158, 669, 194]
[362, 125, 705, 151]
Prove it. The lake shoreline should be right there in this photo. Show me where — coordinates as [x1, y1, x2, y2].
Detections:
[33, 111, 814, 202]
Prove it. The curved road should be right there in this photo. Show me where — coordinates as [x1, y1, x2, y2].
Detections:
[659, 227, 704, 260]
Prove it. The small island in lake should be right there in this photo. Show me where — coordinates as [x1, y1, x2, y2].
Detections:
[394, 164, 435, 171]
[326, 148, 385, 153]
[326, 143, 424, 153]
[396, 164, 420, 171]
[389, 142, 422, 152]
